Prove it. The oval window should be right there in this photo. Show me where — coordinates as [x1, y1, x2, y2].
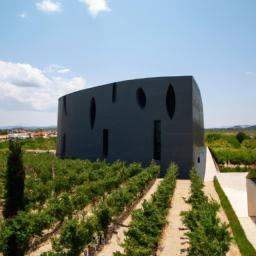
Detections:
[166, 84, 176, 119]
[90, 97, 96, 129]
[136, 87, 146, 109]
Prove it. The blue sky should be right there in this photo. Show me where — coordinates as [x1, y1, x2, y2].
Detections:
[0, 0, 255, 127]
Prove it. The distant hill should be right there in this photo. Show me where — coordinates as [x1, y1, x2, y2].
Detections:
[206, 125, 256, 132]
[0, 126, 57, 130]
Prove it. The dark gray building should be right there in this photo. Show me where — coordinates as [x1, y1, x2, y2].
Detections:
[57, 76, 205, 178]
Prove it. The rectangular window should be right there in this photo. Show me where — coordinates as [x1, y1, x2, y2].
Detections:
[103, 129, 108, 157]
[153, 121, 161, 160]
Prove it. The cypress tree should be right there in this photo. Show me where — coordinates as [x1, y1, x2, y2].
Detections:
[3, 140, 25, 217]
[3, 141, 25, 256]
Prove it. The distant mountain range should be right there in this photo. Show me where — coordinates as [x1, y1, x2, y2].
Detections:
[0, 126, 57, 130]
[0, 125, 255, 131]
[207, 125, 256, 131]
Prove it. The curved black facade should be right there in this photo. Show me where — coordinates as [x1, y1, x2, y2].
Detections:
[57, 76, 204, 178]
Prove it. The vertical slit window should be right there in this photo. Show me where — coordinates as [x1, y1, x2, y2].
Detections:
[153, 120, 161, 160]
[112, 83, 117, 102]
[90, 97, 96, 129]
[63, 96, 67, 116]
[103, 129, 108, 158]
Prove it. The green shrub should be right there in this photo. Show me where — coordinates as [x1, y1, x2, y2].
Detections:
[236, 132, 249, 144]
[51, 163, 160, 256]
[115, 164, 178, 256]
[181, 169, 232, 256]
[247, 169, 256, 181]
[220, 166, 255, 173]
[211, 148, 256, 165]
[0, 160, 146, 255]
[242, 139, 256, 149]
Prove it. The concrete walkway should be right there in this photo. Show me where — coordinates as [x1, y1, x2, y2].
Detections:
[157, 180, 191, 256]
[216, 172, 256, 249]
[216, 172, 248, 217]
[97, 179, 162, 256]
[205, 148, 256, 249]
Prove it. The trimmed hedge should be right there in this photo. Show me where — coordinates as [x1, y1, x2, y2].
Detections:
[220, 166, 255, 173]
[211, 148, 256, 165]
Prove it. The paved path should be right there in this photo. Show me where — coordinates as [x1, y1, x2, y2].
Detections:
[25, 150, 56, 154]
[157, 180, 191, 256]
[216, 172, 248, 217]
[205, 147, 256, 249]
[216, 172, 256, 249]
[97, 179, 162, 256]
[157, 180, 241, 256]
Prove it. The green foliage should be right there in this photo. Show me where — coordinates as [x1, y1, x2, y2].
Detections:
[206, 131, 256, 166]
[211, 148, 256, 165]
[0, 211, 53, 256]
[214, 177, 256, 256]
[95, 204, 112, 232]
[0, 137, 56, 151]
[247, 169, 256, 181]
[0, 158, 145, 255]
[220, 166, 255, 173]
[181, 169, 232, 256]
[0, 151, 7, 200]
[205, 133, 222, 143]
[0, 129, 8, 135]
[116, 164, 178, 256]
[4, 141, 25, 218]
[52, 218, 93, 256]
[46, 193, 73, 221]
[242, 139, 256, 149]
[206, 133, 240, 148]
[236, 132, 249, 143]
[51, 163, 160, 256]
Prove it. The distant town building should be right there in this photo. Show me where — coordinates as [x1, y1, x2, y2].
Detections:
[8, 133, 31, 140]
[0, 128, 57, 141]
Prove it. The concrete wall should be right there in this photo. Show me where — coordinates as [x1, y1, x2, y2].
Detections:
[247, 178, 256, 217]
[57, 76, 205, 178]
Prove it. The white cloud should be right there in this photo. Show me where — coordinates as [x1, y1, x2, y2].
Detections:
[18, 12, 28, 19]
[80, 0, 111, 16]
[57, 68, 70, 74]
[45, 64, 70, 74]
[36, 0, 62, 13]
[0, 60, 86, 111]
